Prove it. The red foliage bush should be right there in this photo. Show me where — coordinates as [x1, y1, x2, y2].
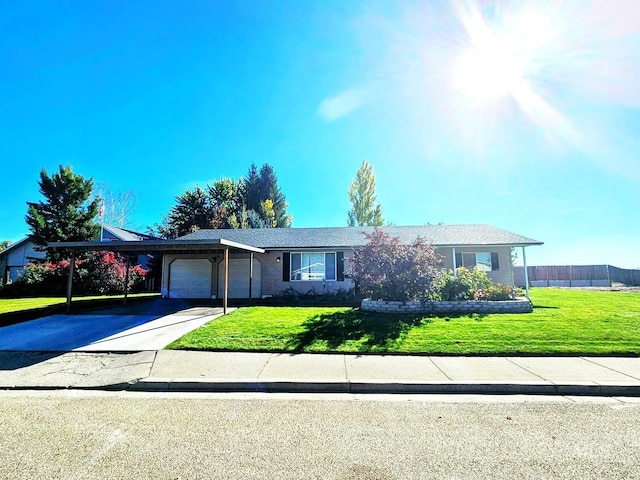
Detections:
[3, 251, 147, 296]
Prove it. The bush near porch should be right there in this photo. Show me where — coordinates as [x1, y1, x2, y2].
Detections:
[168, 288, 640, 355]
[346, 229, 518, 304]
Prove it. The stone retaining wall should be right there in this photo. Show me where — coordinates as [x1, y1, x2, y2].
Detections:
[361, 297, 533, 314]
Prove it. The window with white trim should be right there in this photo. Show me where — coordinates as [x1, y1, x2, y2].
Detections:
[290, 252, 336, 281]
[455, 252, 499, 272]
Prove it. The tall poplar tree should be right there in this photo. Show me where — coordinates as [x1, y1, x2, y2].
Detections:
[25, 165, 100, 261]
[347, 160, 384, 227]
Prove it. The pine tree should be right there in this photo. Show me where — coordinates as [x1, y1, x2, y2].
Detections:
[166, 185, 222, 237]
[25, 165, 101, 261]
[243, 163, 292, 228]
[256, 164, 292, 227]
[347, 160, 384, 227]
[244, 163, 261, 214]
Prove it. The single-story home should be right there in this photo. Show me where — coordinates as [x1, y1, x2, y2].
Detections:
[0, 225, 156, 286]
[161, 225, 542, 299]
[47, 224, 542, 313]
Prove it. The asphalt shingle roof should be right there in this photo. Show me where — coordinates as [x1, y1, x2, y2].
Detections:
[102, 225, 158, 241]
[179, 225, 542, 249]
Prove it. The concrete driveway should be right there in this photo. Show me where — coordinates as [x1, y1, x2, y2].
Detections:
[0, 300, 231, 352]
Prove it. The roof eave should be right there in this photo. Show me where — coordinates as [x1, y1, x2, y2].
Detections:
[47, 239, 265, 254]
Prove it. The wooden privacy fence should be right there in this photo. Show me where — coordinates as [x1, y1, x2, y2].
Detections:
[608, 265, 640, 286]
[513, 265, 640, 287]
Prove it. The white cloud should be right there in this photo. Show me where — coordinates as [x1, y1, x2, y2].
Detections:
[317, 88, 369, 121]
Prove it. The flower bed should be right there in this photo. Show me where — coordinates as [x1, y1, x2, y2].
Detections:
[361, 297, 533, 314]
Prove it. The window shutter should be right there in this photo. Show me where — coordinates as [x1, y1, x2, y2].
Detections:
[455, 253, 462, 270]
[282, 252, 290, 282]
[336, 251, 345, 281]
[491, 252, 499, 271]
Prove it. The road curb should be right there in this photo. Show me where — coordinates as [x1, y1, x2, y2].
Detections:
[127, 379, 640, 396]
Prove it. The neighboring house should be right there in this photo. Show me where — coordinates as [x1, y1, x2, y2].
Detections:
[100, 225, 157, 243]
[100, 225, 159, 271]
[0, 225, 157, 286]
[0, 237, 46, 286]
[159, 225, 542, 299]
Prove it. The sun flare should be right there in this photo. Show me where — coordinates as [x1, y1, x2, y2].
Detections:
[451, 5, 546, 105]
[454, 36, 526, 103]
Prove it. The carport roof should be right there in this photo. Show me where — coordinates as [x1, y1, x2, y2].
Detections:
[48, 238, 265, 254]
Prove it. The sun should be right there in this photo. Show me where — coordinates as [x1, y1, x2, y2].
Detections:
[450, 6, 548, 106]
[453, 35, 527, 103]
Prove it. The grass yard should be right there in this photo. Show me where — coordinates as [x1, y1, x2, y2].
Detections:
[168, 288, 640, 355]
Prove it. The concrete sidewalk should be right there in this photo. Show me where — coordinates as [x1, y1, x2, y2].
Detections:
[1, 350, 639, 396]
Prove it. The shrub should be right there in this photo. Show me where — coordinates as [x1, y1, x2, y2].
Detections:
[474, 283, 516, 301]
[0, 251, 147, 297]
[347, 228, 442, 302]
[435, 267, 492, 301]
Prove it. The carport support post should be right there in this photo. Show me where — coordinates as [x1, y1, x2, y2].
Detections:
[522, 246, 530, 298]
[123, 256, 130, 305]
[452, 247, 457, 276]
[248, 252, 254, 303]
[66, 249, 76, 313]
[223, 248, 229, 314]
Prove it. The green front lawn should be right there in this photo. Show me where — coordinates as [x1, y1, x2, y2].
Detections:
[168, 289, 640, 355]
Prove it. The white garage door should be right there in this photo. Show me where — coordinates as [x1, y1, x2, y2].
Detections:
[169, 259, 212, 298]
[218, 258, 261, 299]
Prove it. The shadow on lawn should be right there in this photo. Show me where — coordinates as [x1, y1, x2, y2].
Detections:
[287, 308, 429, 351]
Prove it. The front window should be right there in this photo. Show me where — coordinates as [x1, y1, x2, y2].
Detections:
[291, 252, 336, 281]
[459, 252, 496, 272]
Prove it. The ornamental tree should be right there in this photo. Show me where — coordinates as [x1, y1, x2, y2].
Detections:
[347, 228, 442, 301]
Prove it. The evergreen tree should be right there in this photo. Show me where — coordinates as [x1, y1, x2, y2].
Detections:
[244, 163, 262, 214]
[255, 164, 292, 227]
[208, 178, 246, 229]
[347, 160, 384, 227]
[166, 185, 222, 237]
[156, 163, 293, 237]
[25, 165, 100, 261]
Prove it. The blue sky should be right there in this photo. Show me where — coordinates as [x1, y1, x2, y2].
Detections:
[2, 1, 639, 268]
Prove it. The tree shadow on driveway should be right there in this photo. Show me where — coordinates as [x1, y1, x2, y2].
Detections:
[287, 308, 429, 352]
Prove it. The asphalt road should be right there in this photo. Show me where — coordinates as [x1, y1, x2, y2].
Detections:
[1, 392, 638, 479]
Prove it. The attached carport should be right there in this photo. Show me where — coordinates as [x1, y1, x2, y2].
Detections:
[49, 238, 265, 315]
